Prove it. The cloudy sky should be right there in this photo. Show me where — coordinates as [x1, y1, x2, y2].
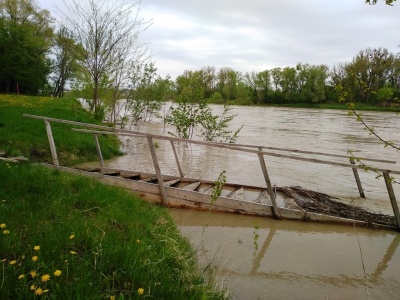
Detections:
[39, 0, 400, 79]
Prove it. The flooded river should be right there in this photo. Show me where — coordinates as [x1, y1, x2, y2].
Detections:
[96, 105, 400, 299]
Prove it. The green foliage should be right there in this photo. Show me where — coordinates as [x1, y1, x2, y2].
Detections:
[0, 162, 227, 299]
[198, 105, 243, 143]
[168, 71, 242, 142]
[210, 170, 227, 207]
[366, 0, 396, 5]
[0, 0, 54, 94]
[124, 63, 173, 128]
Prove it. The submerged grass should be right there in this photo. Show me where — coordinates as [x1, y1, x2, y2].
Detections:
[0, 162, 227, 299]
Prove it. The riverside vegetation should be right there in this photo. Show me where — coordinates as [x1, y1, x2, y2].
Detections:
[0, 95, 228, 299]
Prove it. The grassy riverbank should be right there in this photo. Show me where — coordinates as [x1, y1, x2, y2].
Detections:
[0, 94, 121, 165]
[0, 94, 227, 299]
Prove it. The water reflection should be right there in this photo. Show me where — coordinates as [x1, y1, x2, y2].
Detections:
[170, 209, 400, 300]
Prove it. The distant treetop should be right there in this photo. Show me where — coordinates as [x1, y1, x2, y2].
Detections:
[366, 0, 396, 5]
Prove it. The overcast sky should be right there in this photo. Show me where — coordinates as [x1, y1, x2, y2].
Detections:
[38, 0, 400, 79]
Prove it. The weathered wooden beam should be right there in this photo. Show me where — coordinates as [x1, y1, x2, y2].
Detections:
[44, 120, 59, 166]
[147, 136, 168, 205]
[383, 171, 400, 230]
[93, 133, 104, 168]
[170, 140, 184, 177]
[257, 150, 281, 220]
[350, 157, 365, 198]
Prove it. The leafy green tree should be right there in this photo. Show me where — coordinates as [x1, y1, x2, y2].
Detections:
[125, 63, 172, 129]
[52, 26, 79, 97]
[167, 70, 242, 142]
[0, 0, 53, 94]
[366, 0, 396, 5]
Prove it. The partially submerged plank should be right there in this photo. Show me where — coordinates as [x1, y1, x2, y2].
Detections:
[141, 177, 157, 183]
[164, 178, 181, 187]
[257, 190, 271, 205]
[181, 181, 201, 191]
[227, 187, 245, 201]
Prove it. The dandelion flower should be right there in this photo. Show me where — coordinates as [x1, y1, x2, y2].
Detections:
[69, 234, 75, 239]
[30, 270, 37, 278]
[54, 270, 62, 277]
[30, 284, 36, 291]
[136, 239, 141, 244]
[9, 260, 16, 265]
[138, 288, 144, 295]
[18, 274, 24, 280]
[69, 251, 77, 255]
[0, 223, 5, 228]
[35, 288, 43, 295]
[32, 256, 38, 262]
[41, 274, 51, 282]
[110, 296, 116, 300]
[33, 245, 40, 251]
[3, 230, 10, 234]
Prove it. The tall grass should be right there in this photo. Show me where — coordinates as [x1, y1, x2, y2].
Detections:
[0, 162, 227, 299]
[0, 94, 121, 165]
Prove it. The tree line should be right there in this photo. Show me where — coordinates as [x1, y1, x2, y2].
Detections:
[1, 0, 399, 118]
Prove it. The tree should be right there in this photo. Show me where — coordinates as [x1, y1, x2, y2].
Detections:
[124, 63, 172, 129]
[0, 0, 53, 94]
[52, 26, 79, 97]
[167, 70, 242, 142]
[366, 0, 396, 5]
[59, 0, 149, 118]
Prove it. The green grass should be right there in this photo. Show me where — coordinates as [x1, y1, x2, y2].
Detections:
[0, 162, 226, 299]
[0, 94, 122, 166]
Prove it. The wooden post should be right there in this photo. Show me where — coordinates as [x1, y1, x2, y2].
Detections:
[257, 148, 281, 220]
[44, 120, 59, 166]
[350, 157, 365, 198]
[383, 171, 400, 230]
[170, 140, 184, 177]
[93, 134, 104, 168]
[147, 136, 169, 205]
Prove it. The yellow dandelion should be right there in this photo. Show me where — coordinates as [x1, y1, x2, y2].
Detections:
[30, 270, 37, 278]
[110, 296, 116, 300]
[54, 270, 62, 277]
[138, 288, 144, 295]
[9, 260, 16, 265]
[30, 284, 36, 291]
[3, 230, 10, 234]
[0, 223, 5, 228]
[69, 251, 77, 255]
[41, 274, 51, 282]
[35, 288, 43, 295]
[33, 245, 40, 251]
[136, 239, 141, 244]
[32, 256, 38, 262]
[18, 274, 24, 280]
[69, 234, 75, 239]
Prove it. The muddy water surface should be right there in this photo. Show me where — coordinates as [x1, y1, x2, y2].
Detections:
[170, 209, 400, 300]
[90, 105, 400, 299]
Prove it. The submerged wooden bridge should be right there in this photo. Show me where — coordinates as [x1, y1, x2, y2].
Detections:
[24, 113, 400, 231]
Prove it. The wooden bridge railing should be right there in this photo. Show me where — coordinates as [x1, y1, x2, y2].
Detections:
[23, 113, 400, 228]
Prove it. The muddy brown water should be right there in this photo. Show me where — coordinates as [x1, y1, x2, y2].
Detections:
[82, 105, 400, 299]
